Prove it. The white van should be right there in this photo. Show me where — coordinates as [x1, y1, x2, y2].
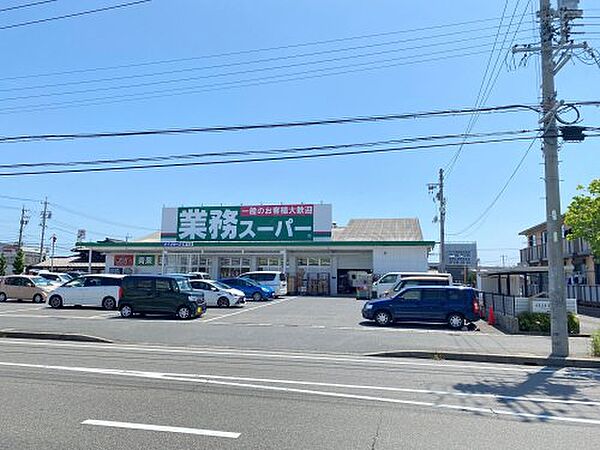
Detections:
[240, 271, 287, 297]
[372, 272, 452, 298]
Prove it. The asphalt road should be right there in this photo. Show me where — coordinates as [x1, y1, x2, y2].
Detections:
[1, 338, 600, 449]
[0, 296, 593, 357]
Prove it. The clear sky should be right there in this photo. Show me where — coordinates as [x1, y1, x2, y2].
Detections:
[0, 0, 598, 265]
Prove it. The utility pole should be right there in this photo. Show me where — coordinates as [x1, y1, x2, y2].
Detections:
[513, 0, 591, 357]
[50, 234, 56, 272]
[38, 197, 51, 263]
[17, 206, 30, 249]
[428, 169, 446, 273]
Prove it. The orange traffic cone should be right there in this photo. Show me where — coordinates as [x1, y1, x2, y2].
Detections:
[487, 305, 496, 326]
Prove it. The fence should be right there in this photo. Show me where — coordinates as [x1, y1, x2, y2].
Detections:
[480, 292, 518, 317]
[567, 285, 600, 305]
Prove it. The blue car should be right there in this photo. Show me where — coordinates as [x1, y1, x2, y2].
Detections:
[362, 286, 480, 329]
[219, 277, 275, 301]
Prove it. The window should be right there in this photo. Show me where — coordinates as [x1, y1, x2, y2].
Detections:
[249, 273, 276, 282]
[422, 289, 446, 302]
[400, 290, 421, 301]
[132, 279, 153, 290]
[156, 279, 172, 293]
[4, 277, 17, 286]
[101, 277, 122, 287]
[379, 274, 397, 284]
[65, 278, 85, 288]
[84, 277, 102, 287]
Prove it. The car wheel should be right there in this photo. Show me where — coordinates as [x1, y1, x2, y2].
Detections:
[120, 304, 133, 318]
[48, 295, 63, 309]
[0, 292, 7, 302]
[252, 292, 262, 302]
[32, 294, 43, 303]
[176, 306, 192, 320]
[447, 313, 465, 330]
[374, 310, 392, 326]
[217, 297, 230, 308]
[102, 297, 117, 310]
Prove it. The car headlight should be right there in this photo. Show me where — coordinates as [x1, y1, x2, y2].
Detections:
[364, 304, 373, 310]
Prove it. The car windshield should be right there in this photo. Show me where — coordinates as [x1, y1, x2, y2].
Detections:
[211, 281, 231, 290]
[240, 277, 261, 287]
[175, 278, 191, 291]
[31, 277, 53, 286]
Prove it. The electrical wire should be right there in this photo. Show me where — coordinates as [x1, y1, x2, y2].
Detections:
[0, 129, 542, 170]
[0, 104, 540, 143]
[0, 15, 534, 82]
[0, 0, 151, 31]
[0, 134, 553, 178]
[0, 0, 58, 14]
[0, 27, 536, 95]
[0, 46, 526, 115]
[49, 203, 156, 232]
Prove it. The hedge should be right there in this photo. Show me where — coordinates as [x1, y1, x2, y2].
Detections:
[518, 312, 580, 335]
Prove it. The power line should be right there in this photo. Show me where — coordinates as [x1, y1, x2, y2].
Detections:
[49, 203, 156, 232]
[0, 30, 537, 98]
[0, 0, 151, 31]
[0, 104, 539, 143]
[0, 0, 59, 14]
[0, 45, 529, 115]
[0, 129, 542, 170]
[447, 135, 539, 237]
[0, 134, 558, 178]
[0, 15, 532, 82]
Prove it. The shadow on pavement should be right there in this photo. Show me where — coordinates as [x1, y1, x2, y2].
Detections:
[358, 320, 479, 332]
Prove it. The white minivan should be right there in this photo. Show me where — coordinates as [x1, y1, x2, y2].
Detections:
[240, 271, 287, 297]
[48, 274, 124, 309]
[372, 272, 452, 298]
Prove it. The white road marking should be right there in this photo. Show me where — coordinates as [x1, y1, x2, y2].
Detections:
[202, 296, 297, 323]
[1, 338, 596, 376]
[81, 419, 240, 439]
[0, 314, 106, 320]
[1, 361, 599, 426]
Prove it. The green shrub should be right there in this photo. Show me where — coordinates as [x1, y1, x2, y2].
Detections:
[592, 330, 600, 358]
[518, 312, 580, 335]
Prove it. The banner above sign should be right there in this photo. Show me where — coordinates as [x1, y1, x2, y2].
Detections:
[161, 204, 332, 243]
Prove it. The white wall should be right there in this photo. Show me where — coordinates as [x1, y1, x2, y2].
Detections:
[372, 247, 429, 276]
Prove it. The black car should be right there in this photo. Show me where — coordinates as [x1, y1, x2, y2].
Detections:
[119, 275, 206, 320]
[362, 286, 480, 329]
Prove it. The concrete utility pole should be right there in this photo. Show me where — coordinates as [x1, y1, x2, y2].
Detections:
[38, 197, 51, 263]
[50, 234, 57, 272]
[17, 206, 29, 249]
[513, 0, 589, 357]
[429, 169, 447, 273]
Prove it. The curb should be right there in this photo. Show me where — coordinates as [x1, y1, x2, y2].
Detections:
[367, 350, 600, 369]
[0, 330, 112, 344]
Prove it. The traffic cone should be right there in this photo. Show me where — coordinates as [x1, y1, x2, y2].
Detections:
[487, 305, 496, 326]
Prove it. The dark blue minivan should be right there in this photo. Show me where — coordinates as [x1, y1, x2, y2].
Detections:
[362, 286, 480, 329]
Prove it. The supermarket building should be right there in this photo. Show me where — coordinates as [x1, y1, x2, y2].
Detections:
[77, 204, 435, 295]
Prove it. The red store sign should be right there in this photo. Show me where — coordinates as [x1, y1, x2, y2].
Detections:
[114, 254, 134, 267]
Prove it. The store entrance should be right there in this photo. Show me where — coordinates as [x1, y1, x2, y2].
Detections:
[337, 269, 372, 295]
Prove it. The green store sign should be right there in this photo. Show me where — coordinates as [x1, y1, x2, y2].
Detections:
[135, 255, 156, 266]
[176, 205, 314, 242]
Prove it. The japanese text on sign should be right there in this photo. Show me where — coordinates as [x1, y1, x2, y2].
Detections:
[177, 205, 314, 242]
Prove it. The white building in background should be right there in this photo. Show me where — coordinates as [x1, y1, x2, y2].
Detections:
[76, 203, 435, 295]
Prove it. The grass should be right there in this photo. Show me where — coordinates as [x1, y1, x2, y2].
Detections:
[592, 330, 600, 358]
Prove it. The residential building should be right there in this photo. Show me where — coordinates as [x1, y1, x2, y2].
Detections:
[0, 244, 41, 274]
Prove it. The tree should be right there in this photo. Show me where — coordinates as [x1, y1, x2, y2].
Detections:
[12, 248, 25, 275]
[565, 178, 600, 257]
[0, 253, 6, 276]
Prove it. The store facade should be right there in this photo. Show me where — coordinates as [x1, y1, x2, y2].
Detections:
[77, 204, 435, 295]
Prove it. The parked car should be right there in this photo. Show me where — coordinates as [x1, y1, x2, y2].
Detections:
[240, 271, 287, 297]
[372, 272, 452, 298]
[118, 275, 206, 319]
[188, 272, 211, 280]
[47, 274, 124, 310]
[0, 275, 56, 303]
[67, 271, 87, 279]
[362, 286, 480, 329]
[219, 277, 275, 301]
[189, 279, 245, 308]
[37, 271, 72, 285]
[384, 276, 452, 298]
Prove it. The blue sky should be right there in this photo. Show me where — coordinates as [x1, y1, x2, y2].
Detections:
[0, 0, 598, 265]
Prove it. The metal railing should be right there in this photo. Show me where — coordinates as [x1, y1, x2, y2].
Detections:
[520, 238, 591, 264]
[567, 285, 600, 305]
[480, 291, 517, 317]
